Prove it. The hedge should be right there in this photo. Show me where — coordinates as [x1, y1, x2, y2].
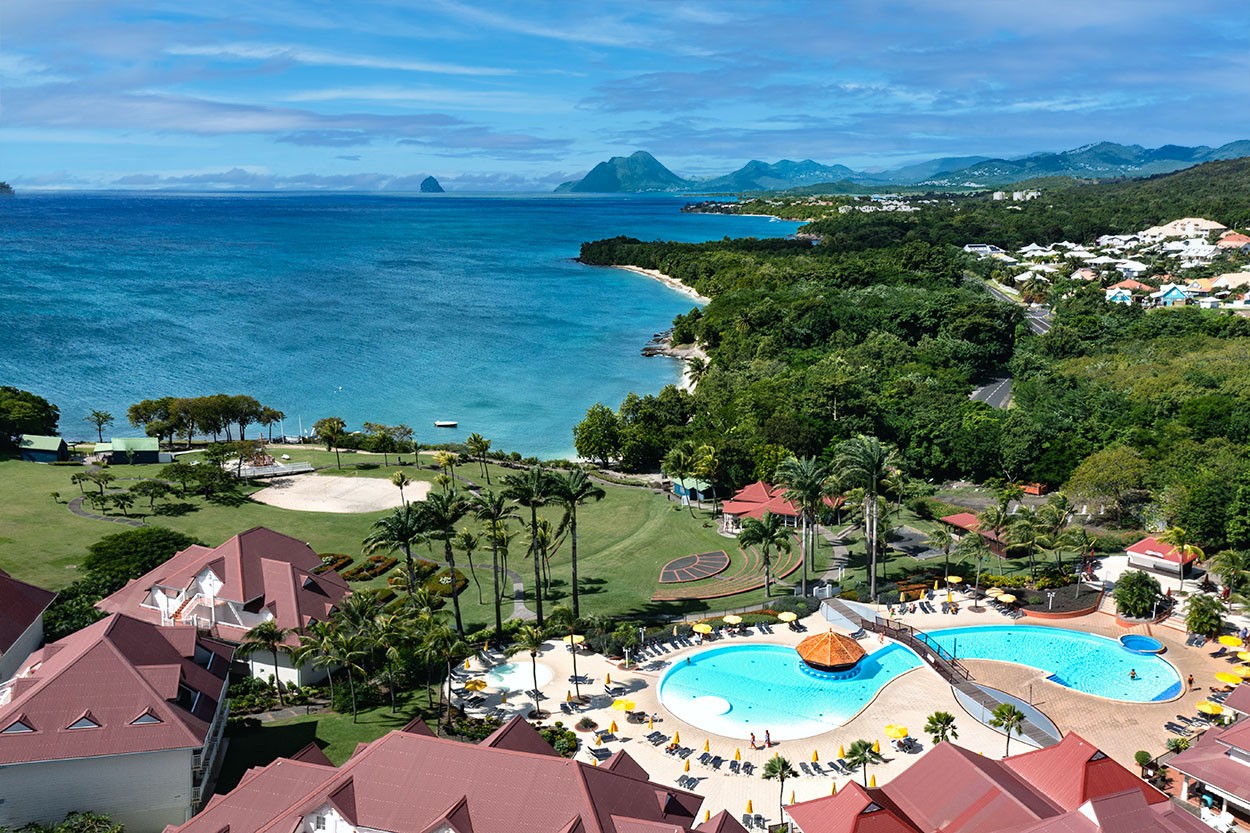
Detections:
[315, 553, 353, 574]
[342, 555, 397, 581]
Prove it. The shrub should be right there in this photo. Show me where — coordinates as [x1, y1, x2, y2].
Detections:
[315, 553, 353, 574]
[342, 554, 398, 581]
[576, 716, 598, 731]
[448, 715, 503, 742]
[539, 721, 579, 757]
[1114, 570, 1162, 619]
[1185, 593, 1226, 637]
[1134, 750, 1153, 768]
[424, 568, 468, 598]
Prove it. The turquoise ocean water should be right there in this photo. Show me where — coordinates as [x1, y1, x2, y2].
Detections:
[0, 194, 798, 457]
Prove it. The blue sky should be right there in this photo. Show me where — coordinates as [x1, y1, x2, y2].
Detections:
[3, 0, 1247, 191]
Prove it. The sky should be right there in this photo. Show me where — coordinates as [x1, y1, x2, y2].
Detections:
[2, 0, 1248, 191]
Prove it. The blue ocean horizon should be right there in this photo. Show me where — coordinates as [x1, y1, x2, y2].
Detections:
[0, 193, 799, 457]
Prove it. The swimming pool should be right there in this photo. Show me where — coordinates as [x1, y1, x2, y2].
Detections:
[484, 661, 553, 692]
[922, 625, 1182, 702]
[657, 643, 921, 740]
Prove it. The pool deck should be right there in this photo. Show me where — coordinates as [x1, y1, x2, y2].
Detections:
[462, 600, 1237, 828]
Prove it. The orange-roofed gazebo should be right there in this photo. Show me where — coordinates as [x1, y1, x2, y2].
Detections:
[796, 630, 867, 673]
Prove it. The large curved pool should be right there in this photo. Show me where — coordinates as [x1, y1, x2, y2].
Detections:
[657, 643, 921, 740]
[921, 625, 1182, 702]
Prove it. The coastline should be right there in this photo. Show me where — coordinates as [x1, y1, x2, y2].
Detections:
[643, 334, 708, 393]
[610, 264, 711, 305]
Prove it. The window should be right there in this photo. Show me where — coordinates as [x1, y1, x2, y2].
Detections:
[67, 716, 100, 730]
[1, 720, 33, 734]
[131, 712, 163, 726]
[315, 817, 326, 830]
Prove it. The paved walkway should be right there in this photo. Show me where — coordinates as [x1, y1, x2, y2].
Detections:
[67, 495, 145, 527]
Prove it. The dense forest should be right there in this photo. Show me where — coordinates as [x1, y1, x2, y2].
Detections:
[575, 158, 1250, 550]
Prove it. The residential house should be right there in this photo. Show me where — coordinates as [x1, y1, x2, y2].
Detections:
[670, 476, 711, 506]
[1149, 284, 1190, 307]
[0, 570, 56, 683]
[1212, 272, 1250, 292]
[1109, 278, 1154, 293]
[963, 243, 1006, 255]
[1105, 286, 1135, 305]
[0, 614, 232, 833]
[939, 512, 1006, 557]
[16, 434, 68, 463]
[1114, 259, 1150, 280]
[93, 436, 163, 464]
[1139, 217, 1227, 242]
[1071, 267, 1099, 281]
[1125, 536, 1198, 580]
[164, 715, 741, 833]
[97, 526, 349, 686]
[786, 733, 1207, 833]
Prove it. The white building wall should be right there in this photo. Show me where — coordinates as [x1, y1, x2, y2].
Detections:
[0, 617, 44, 684]
[248, 651, 325, 687]
[0, 748, 194, 833]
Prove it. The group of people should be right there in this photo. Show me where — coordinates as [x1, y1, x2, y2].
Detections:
[748, 730, 772, 750]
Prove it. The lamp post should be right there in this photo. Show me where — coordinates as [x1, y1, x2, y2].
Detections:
[1047, 591, 1056, 611]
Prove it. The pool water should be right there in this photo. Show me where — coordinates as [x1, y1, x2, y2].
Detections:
[922, 625, 1182, 702]
[657, 643, 921, 740]
[484, 661, 553, 693]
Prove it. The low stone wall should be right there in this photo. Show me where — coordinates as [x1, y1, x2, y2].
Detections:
[1021, 591, 1103, 620]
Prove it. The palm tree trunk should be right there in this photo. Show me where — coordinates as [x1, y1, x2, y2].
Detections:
[326, 668, 336, 705]
[388, 664, 397, 713]
[491, 541, 503, 642]
[867, 495, 878, 601]
[404, 546, 416, 597]
[446, 541, 466, 638]
[530, 505, 544, 626]
[347, 668, 358, 722]
[764, 548, 773, 596]
[272, 649, 286, 706]
[530, 652, 540, 716]
[778, 777, 785, 820]
[571, 510, 581, 618]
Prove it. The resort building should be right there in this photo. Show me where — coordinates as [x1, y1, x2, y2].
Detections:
[1168, 699, 1250, 831]
[720, 481, 840, 534]
[92, 436, 165, 464]
[0, 569, 56, 683]
[786, 733, 1207, 833]
[16, 434, 68, 462]
[166, 715, 744, 833]
[1124, 536, 1198, 581]
[97, 526, 349, 686]
[0, 613, 232, 833]
[938, 513, 1006, 557]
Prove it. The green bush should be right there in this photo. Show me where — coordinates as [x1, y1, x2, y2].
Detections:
[315, 553, 353, 574]
[1185, 593, 1226, 637]
[539, 721, 580, 757]
[449, 715, 503, 741]
[1114, 570, 1162, 619]
[342, 554, 397, 581]
[424, 567, 468, 598]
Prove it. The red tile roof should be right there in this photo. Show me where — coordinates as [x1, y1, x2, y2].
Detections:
[1168, 720, 1250, 807]
[1003, 734, 1164, 810]
[1124, 537, 1197, 566]
[0, 613, 231, 765]
[722, 482, 840, 521]
[174, 717, 732, 833]
[97, 527, 349, 644]
[0, 569, 56, 656]
[1108, 279, 1153, 292]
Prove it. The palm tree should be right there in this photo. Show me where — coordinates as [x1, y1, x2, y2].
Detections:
[550, 469, 606, 618]
[662, 443, 698, 514]
[694, 444, 721, 515]
[843, 739, 883, 787]
[85, 410, 114, 443]
[1005, 510, 1043, 581]
[762, 755, 798, 820]
[238, 620, 292, 706]
[514, 624, 547, 718]
[502, 466, 556, 626]
[976, 504, 1011, 574]
[776, 455, 835, 596]
[296, 621, 339, 705]
[418, 491, 471, 639]
[1213, 549, 1250, 601]
[466, 433, 492, 483]
[433, 450, 458, 490]
[989, 703, 1025, 756]
[1159, 526, 1204, 584]
[391, 471, 411, 506]
[373, 612, 410, 713]
[738, 511, 792, 596]
[924, 711, 958, 745]
[957, 533, 991, 610]
[833, 435, 899, 601]
[470, 489, 519, 642]
[329, 628, 368, 720]
[455, 528, 484, 604]
[363, 504, 428, 597]
[685, 356, 709, 388]
[926, 525, 956, 583]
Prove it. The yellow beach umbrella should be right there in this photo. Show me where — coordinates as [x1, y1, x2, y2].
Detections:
[831, 781, 838, 796]
[648, 717, 654, 729]
[563, 634, 585, 646]
[934, 579, 939, 590]
[1219, 635, 1243, 647]
[605, 673, 611, 685]
[595, 734, 602, 746]
[872, 739, 881, 753]
[684, 758, 691, 772]
[611, 698, 636, 712]
[464, 678, 488, 692]
[869, 774, 877, 788]
[885, 725, 909, 739]
[790, 790, 795, 805]
[464, 659, 472, 669]
[1238, 651, 1250, 662]
[1232, 665, 1250, 679]
[566, 691, 573, 703]
[899, 591, 907, 603]
[673, 625, 679, 637]
[1215, 672, 1242, 685]
[1196, 701, 1224, 715]
[704, 739, 710, 752]
[501, 690, 508, 704]
[673, 731, 681, 744]
[778, 612, 798, 622]
[746, 800, 753, 814]
[812, 749, 819, 762]
[693, 623, 713, 634]
[997, 593, 1017, 604]
[948, 576, 963, 584]
[610, 720, 618, 734]
[735, 748, 742, 761]
[705, 810, 710, 823]
[839, 744, 846, 758]
[986, 587, 1003, 597]
[724, 614, 743, 625]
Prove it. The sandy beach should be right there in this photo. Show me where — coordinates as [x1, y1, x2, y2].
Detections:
[611, 264, 711, 304]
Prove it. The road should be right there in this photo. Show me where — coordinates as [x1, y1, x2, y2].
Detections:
[970, 376, 1013, 409]
[979, 279, 1054, 335]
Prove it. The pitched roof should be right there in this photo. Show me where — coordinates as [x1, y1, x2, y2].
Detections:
[940, 513, 1004, 545]
[172, 716, 705, 833]
[1108, 279, 1152, 291]
[1003, 733, 1164, 810]
[105, 436, 160, 452]
[97, 527, 350, 643]
[17, 435, 66, 452]
[796, 630, 867, 669]
[1124, 537, 1197, 566]
[0, 570, 56, 656]
[0, 613, 231, 765]
[1167, 722, 1250, 805]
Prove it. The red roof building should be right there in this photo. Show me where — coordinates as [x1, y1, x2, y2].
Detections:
[1169, 713, 1250, 828]
[1125, 536, 1197, 579]
[721, 481, 840, 533]
[97, 527, 349, 686]
[0, 569, 56, 684]
[939, 513, 1006, 557]
[0, 613, 232, 833]
[168, 715, 745, 833]
[787, 734, 1206, 833]
[1108, 279, 1154, 292]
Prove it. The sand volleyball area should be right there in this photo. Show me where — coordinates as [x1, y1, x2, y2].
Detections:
[251, 474, 431, 513]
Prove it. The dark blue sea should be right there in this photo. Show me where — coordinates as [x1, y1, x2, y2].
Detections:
[0, 193, 798, 456]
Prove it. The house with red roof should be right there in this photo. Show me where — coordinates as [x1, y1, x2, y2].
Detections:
[786, 733, 1206, 833]
[1169, 710, 1250, 829]
[720, 481, 840, 534]
[0, 569, 56, 683]
[97, 527, 349, 686]
[0, 613, 232, 833]
[939, 513, 1006, 557]
[166, 714, 745, 833]
[1124, 536, 1197, 580]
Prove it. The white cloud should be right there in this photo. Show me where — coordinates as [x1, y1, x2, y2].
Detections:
[166, 42, 514, 76]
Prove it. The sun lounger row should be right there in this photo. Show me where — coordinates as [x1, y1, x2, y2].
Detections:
[740, 814, 767, 830]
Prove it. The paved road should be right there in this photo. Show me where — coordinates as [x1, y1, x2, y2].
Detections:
[970, 376, 1013, 409]
[979, 279, 1053, 335]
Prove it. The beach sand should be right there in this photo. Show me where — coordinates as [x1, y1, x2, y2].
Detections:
[611, 264, 711, 304]
[251, 474, 431, 513]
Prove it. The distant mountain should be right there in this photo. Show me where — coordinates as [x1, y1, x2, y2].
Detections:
[871, 155, 993, 184]
[696, 159, 857, 192]
[420, 176, 444, 193]
[554, 151, 689, 193]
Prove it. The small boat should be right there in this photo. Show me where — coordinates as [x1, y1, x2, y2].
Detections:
[434, 420, 458, 428]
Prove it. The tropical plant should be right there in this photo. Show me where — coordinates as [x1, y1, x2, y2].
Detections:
[295, 621, 339, 705]
[85, 410, 113, 443]
[1158, 526, 1204, 582]
[925, 711, 958, 745]
[455, 528, 484, 604]
[989, 703, 1025, 756]
[258, 406, 286, 443]
[738, 510, 792, 596]
[313, 416, 347, 468]
[470, 489, 519, 642]
[925, 525, 956, 583]
[391, 470, 411, 505]
[1059, 525, 1095, 596]
[762, 754, 799, 820]
[108, 491, 135, 517]
[843, 738, 883, 786]
[1005, 510, 1044, 581]
[776, 455, 835, 596]
[466, 433, 492, 483]
[1211, 549, 1250, 601]
[1165, 736, 1190, 753]
[976, 504, 1010, 574]
[128, 479, 170, 510]
[363, 504, 428, 597]
[1185, 593, 1226, 638]
[514, 624, 547, 718]
[685, 355, 709, 388]
[501, 466, 556, 626]
[550, 469, 605, 618]
[1114, 569, 1161, 620]
[834, 435, 899, 600]
[662, 442, 698, 513]
[694, 443, 721, 514]
[237, 620, 292, 706]
[418, 491, 471, 638]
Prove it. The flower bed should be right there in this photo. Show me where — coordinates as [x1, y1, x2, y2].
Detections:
[314, 553, 353, 574]
[423, 567, 468, 597]
[342, 554, 398, 581]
